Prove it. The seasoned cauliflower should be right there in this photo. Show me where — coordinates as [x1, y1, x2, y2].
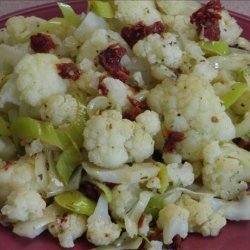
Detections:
[114, 0, 161, 25]
[219, 10, 243, 45]
[133, 33, 183, 70]
[15, 54, 69, 106]
[83, 110, 155, 168]
[87, 195, 121, 246]
[146, 240, 163, 250]
[157, 202, 189, 244]
[136, 110, 161, 136]
[147, 63, 235, 161]
[40, 94, 78, 127]
[202, 141, 250, 200]
[48, 213, 87, 248]
[1, 188, 46, 222]
[167, 162, 194, 187]
[176, 194, 226, 236]
[109, 183, 140, 220]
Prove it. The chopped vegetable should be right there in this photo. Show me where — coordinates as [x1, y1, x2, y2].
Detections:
[199, 41, 231, 56]
[156, 162, 169, 194]
[54, 190, 96, 216]
[89, 1, 115, 18]
[221, 82, 247, 109]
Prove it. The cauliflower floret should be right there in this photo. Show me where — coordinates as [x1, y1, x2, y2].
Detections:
[109, 184, 140, 220]
[146, 176, 161, 190]
[83, 110, 155, 168]
[25, 140, 44, 156]
[176, 194, 226, 236]
[202, 141, 250, 200]
[0, 157, 39, 206]
[40, 94, 78, 127]
[77, 29, 128, 63]
[139, 214, 152, 236]
[157, 202, 189, 244]
[114, 0, 161, 25]
[146, 240, 163, 250]
[133, 33, 183, 70]
[219, 10, 242, 45]
[1, 188, 46, 222]
[0, 136, 16, 161]
[48, 213, 87, 248]
[156, 0, 200, 16]
[101, 77, 133, 108]
[6, 16, 45, 41]
[167, 162, 194, 187]
[15, 54, 69, 106]
[87, 195, 121, 246]
[147, 63, 235, 161]
[136, 110, 161, 136]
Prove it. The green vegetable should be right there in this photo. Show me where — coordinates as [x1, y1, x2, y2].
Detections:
[199, 41, 231, 56]
[221, 82, 247, 109]
[237, 66, 250, 85]
[144, 194, 165, 221]
[10, 117, 64, 149]
[156, 162, 169, 194]
[54, 190, 96, 216]
[57, 2, 81, 27]
[82, 177, 112, 202]
[0, 117, 11, 136]
[89, 0, 115, 18]
[56, 148, 83, 185]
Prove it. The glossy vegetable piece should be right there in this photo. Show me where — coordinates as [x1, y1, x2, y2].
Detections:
[156, 162, 169, 194]
[237, 66, 250, 85]
[54, 190, 96, 216]
[199, 41, 231, 56]
[221, 82, 247, 109]
[10, 117, 64, 149]
[0, 117, 11, 136]
[55, 148, 83, 185]
[144, 194, 164, 220]
[82, 177, 112, 202]
[57, 2, 81, 27]
[89, 0, 115, 18]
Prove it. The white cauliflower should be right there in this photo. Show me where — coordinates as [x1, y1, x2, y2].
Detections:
[109, 183, 141, 220]
[138, 214, 152, 236]
[0, 136, 16, 161]
[146, 240, 163, 250]
[157, 202, 189, 244]
[1, 188, 46, 222]
[167, 162, 194, 187]
[48, 213, 87, 248]
[176, 194, 226, 236]
[83, 110, 155, 168]
[0, 157, 38, 206]
[40, 94, 78, 127]
[133, 33, 183, 70]
[136, 110, 161, 136]
[77, 29, 128, 63]
[6, 16, 45, 41]
[87, 194, 121, 246]
[219, 10, 243, 45]
[147, 63, 235, 161]
[202, 141, 250, 200]
[156, 0, 200, 16]
[114, 0, 161, 25]
[15, 53, 69, 106]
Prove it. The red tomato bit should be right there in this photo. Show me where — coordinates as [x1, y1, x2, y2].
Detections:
[190, 0, 223, 41]
[163, 131, 185, 153]
[232, 137, 250, 151]
[138, 213, 145, 229]
[3, 160, 16, 171]
[56, 63, 80, 81]
[98, 44, 129, 83]
[123, 96, 147, 121]
[121, 21, 165, 48]
[30, 33, 56, 53]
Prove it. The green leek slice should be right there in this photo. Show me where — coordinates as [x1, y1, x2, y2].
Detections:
[199, 41, 231, 56]
[89, 0, 115, 18]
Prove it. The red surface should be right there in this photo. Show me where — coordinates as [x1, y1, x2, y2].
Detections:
[0, 1, 250, 249]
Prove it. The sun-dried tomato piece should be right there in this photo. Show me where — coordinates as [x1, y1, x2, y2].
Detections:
[190, 0, 223, 41]
[138, 214, 145, 229]
[3, 160, 16, 171]
[121, 21, 165, 47]
[163, 131, 185, 153]
[232, 137, 250, 151]
[123, 96, 147, 121]
[81, 181, 101, 201]
[56, 63, 80, 81]
[30, 33, 56, 53]
[98, 44, 129, 82]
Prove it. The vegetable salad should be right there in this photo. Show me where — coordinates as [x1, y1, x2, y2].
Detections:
[0, 0, 250, 249]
